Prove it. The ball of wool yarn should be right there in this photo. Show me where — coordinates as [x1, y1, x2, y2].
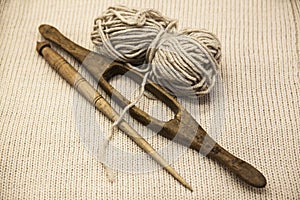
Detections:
[91, 6, 221, 97]
[181, 29, 221, 64]
[91, 5, 177, 65]
[146, 31, 219, 97]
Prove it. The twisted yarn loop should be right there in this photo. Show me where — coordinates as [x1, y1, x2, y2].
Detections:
[91, 6, 221, 97]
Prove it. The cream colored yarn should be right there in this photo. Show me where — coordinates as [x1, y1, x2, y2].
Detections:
[91, 5, 221, 97]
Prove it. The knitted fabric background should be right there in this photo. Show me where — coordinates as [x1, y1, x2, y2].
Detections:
[0, 0, 299, 199]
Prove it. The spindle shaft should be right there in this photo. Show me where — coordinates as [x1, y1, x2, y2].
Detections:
[36, 41, 193, 191]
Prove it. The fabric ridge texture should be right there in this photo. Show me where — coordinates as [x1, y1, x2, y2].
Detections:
[0, 0, 299, 199]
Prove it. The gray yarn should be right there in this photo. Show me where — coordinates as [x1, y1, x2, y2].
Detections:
[91, 5, 221, 97]
[91, 6, 176, 65]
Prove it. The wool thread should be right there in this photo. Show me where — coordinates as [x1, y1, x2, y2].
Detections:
[91, 6, 221, 97]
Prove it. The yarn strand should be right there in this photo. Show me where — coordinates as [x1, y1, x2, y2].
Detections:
[112, 72, 150, 127]
[91, 6, 220, 97]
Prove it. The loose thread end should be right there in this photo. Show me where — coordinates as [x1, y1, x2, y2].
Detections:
[103, 164, 117, 183]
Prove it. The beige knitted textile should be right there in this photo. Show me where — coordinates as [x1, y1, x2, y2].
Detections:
[0, 0, 299, 199]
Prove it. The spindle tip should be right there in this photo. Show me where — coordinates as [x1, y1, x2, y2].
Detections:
[36, 41, 50, 55]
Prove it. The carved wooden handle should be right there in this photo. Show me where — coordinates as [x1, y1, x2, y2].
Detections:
[101, 63, 267, 188]
[208, 142, 267, 188]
